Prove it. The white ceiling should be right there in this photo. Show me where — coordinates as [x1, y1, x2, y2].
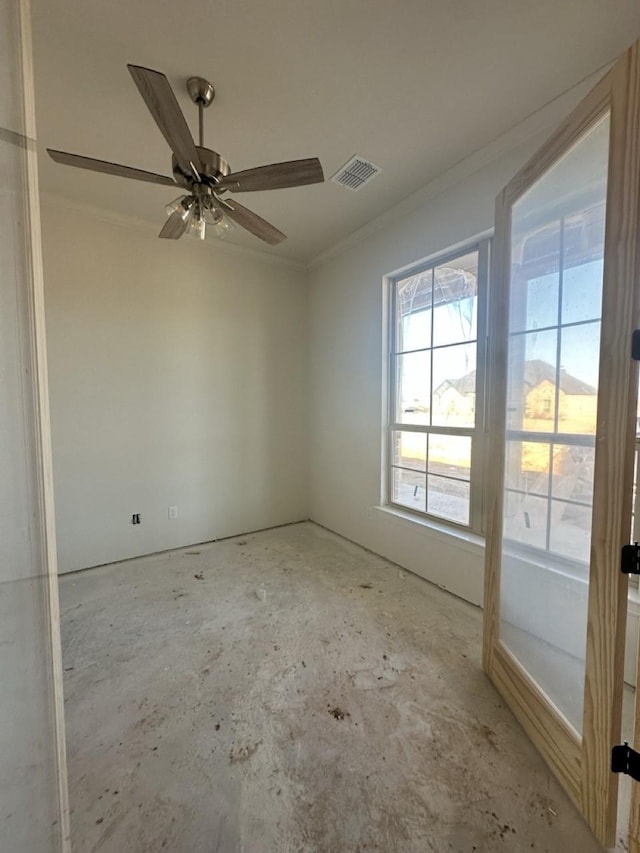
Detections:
[32, 0, 640, 263]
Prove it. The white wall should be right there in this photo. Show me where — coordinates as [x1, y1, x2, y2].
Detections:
[307, 68, 640, 685]
[308, 148, 548, 603]
[42, 202, 309, 573]
[306, 73, 604, 607]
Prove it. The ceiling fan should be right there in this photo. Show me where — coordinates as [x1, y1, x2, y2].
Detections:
[47, 65, 325, 245]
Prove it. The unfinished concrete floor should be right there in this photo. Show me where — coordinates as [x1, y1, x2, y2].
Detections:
[60, 521, 621, 852]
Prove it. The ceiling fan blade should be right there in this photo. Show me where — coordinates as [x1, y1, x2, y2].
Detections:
[127, 64, 202, 176]
[218, 158, 324, 193]
[159, 209, 190, 240]
[47, 149, 178, 186]
[222, 199, 286, 245]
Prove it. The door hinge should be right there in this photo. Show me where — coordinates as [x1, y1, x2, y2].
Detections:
[612, 743, 640, 781]
[621, 543, 640, 575]
[632, 329, 640, 361]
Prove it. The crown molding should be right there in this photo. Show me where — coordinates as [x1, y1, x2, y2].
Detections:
[38, 192, 307, 271]
[308, 63, 610, 270]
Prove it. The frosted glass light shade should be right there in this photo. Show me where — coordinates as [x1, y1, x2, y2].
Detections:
[209, 216, 235, 239]
[202, 204, 223, 226]
[187, 214, 206, 240]
[164, 195, 193, 221]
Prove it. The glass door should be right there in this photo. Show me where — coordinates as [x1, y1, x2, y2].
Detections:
[484, 40, 640, 847]
[0, 0, 69, 849]
[501, 115, 608, 735]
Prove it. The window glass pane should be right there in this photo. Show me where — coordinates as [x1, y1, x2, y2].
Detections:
[563, 202, 606, 264]
[505, 440, 550, 497]
[503, 490, 549, 550]
[550, 444, 595, 505]
[392, 430, 426, 472]
[395, 352, 430, 424]
[392, 467, 426, 512]
[432, 343, 476, 427]
[510, 271, 559, 333]
[519, 219, 562, 276]
[395, 270, 432, 352]
[558, 322, 600, 435]
[400, 309, 431, 353]
[561, 202, 605, 325]
[506, 329, 558, 432]
[427, 475, 470, 525]
[432, 251, 478, 347]
[427, 434, 471, 480]
[548, 502, 592, 563]
[511, 218, 560, 334]
[562, 260, 603, 325]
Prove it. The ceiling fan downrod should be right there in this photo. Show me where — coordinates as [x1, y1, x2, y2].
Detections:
[186, 76, 215, 148]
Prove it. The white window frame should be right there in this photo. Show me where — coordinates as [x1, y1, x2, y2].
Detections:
[386, 238, 491, 534]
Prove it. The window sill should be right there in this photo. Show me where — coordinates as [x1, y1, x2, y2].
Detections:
[373, 506, 640, 608]
[373, 504, 485, 554]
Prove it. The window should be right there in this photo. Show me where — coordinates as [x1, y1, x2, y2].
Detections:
[503, 197, 605, 574]
[388, 241, 489, 531]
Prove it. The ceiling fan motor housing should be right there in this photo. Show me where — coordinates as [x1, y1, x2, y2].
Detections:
[172, 146, 232, 187]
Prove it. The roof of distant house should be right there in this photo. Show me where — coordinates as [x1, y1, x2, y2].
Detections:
[437, 359, 596, 397]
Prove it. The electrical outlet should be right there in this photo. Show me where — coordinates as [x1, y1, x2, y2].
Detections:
[168, 506, 178, 520]
[132, 513, 141, 525]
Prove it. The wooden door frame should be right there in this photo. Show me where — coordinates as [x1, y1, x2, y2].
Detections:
[483, 40, 640, 848]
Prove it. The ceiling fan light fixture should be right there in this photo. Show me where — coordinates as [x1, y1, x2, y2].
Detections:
[187, 212, 206, 241]
[209, 216, 235, 240]
[198, 197, 235, 240]
[201, 201, 223, 226]
[164, 195, 193, 220]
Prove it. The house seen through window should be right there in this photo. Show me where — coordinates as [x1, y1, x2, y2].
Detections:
[503, 197, 605, 571]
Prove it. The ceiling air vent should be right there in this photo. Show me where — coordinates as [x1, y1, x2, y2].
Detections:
[331, 155, 382, 192]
